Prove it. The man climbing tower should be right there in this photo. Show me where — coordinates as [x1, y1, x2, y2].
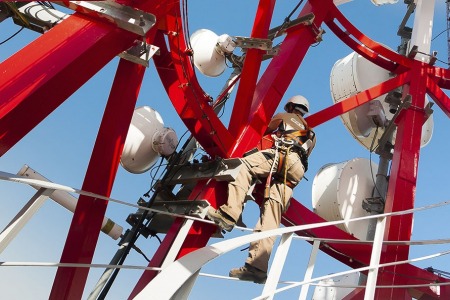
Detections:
[207, 95, 316, 283]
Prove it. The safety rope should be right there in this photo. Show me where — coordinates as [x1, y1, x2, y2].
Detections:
[264, 147, 279, 199]
[282, 146, 290, 204]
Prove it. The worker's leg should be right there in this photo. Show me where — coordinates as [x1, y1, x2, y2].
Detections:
[245, 180, 294, 272]
[245, 198, 283, 273]
[220, 150, 275, 222]
[228, 198, 282, 283]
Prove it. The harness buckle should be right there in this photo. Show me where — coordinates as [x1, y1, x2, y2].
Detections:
[274, 137, 294, 151]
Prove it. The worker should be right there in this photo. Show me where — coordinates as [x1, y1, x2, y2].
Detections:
[207, 95, 316, 284]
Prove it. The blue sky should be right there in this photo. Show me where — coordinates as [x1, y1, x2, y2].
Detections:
[1, 1, 450, 299]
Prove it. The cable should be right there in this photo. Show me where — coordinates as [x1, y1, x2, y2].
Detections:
[173, 8, 229, 156]
[431, 27, 449, 41]
[152, 234, 162, 244]
[426, 267, 450, 279]
[97, 131, 195, 299]
[37, 1, 55, 9]
[415, 49, 449, 67]
[286, 0, 305, 22]
[131, 244, 151, 263]
[0, 26, 24, 45]
[271, 0, 305, 41]
[147, 157, 165, 194]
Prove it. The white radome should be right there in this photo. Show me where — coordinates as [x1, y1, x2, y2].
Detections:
[121, 106, 178, 174]
[190, 29, 228, 77]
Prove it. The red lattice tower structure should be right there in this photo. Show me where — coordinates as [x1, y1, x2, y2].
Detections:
[1, 1, 450, 299]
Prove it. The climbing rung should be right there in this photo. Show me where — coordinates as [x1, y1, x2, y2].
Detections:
[137, 200, 225, 237]
[166, 158, 243, 184]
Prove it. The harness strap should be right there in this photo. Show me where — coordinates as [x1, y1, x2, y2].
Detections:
[273, 176, 296, 189]
[284, 129, 309, 137]
[276, 151, 286, 175]
[283, 130, 310, 146]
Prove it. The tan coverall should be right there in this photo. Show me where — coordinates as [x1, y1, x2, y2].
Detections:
[220, 112, 315, 272]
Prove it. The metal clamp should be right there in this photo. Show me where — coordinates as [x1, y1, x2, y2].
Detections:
[118, 41, 159, 67]
[268, 13, 315, 40]
[56, 1, 156, 36]
[362, 197, 385, 213]
[233, 36, 273, 51]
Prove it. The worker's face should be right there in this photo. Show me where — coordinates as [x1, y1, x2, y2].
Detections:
[288, 104, 305, 116]
[287, 104, 295, 113]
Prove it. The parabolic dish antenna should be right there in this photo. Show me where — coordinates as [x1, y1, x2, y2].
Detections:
[330, 51, 433, 150]
[312, 158, 378, 240]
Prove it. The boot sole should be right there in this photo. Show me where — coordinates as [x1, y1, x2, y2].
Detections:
[206, 209, 234, 232]
[229, 272, 266, 284]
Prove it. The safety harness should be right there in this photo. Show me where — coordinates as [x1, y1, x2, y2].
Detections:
[263, 127, 315, 201]
[264, 138, 295, 201]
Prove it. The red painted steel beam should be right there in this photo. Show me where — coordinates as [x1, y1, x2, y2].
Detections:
[431, 65, 450, 90]
[228, 0, 275, 137]
[0, 13, 137, 156]
[428, 75, 450, 118]
[306, 72, 410, 128]
[375, 60, 428, 299]
[49, 59, 145, 299]
[0, 9, 144, 298]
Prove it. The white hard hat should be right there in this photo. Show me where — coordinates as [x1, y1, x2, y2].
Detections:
[284, 95, 309, 114]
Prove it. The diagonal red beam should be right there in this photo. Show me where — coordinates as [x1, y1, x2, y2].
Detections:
[376, 60, 428, 299]
[51, 58, 145, 299]
[427, 76, 450, 118]
[49, 58, 145, 299]
[0, 13, 137, 156]
[431, 65, 450, 90]
[228, 0, 275, 137]
[305, 71, 410, 128]
[283, 198, 370, 268]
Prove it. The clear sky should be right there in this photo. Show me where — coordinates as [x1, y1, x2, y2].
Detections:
[1, 1, 449, 299]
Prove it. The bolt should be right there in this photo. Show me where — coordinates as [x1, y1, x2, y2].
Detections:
[139, 15, 145, 26]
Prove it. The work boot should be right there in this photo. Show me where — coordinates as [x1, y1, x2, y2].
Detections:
[206, 207, 235, 232]
[229, 263, 267, 284]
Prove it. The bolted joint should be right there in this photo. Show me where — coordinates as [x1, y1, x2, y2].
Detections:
[57, 1, 156, 36]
